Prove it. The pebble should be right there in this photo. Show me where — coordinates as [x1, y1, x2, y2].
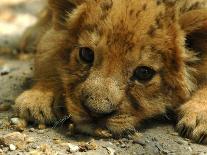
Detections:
[120, 144, 126, 148]
[170, 132, 179, 136]
[31, 144, 38, 149]
[176, 139, 188, 145]
[26, 137, 35, 143]
[152, 137, 158, 142]
[79, 140, 97, 152]
[105, 147, 115, 155]
[9, 144, 16, 151]
[0, 132, 27, 149]
[10, 118, 20, 125]
[0, 103, 11, 111]
[37, 130, 45, 134]
[132, 133, 146, 146]
[38, 124, 46, 130]
[67, 143, 80, 153]
[0, 149, 3, 154]
[10, 118, 27, 131]
[29, 128, 35, 132]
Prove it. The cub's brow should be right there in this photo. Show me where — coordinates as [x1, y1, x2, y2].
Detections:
[73, 44, 82, 48]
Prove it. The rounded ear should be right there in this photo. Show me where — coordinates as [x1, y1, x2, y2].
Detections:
[48, 0, 85, 29]
[179, 9, 207, 55]
[178, 9, 207, 90]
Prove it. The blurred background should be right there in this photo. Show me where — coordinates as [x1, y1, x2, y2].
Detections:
[0, 0, 45, 55]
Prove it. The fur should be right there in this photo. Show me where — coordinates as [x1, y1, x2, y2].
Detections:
[15, 0, 207, 143]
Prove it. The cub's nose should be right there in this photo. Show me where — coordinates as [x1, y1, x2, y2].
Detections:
[82, 94, 116, 115]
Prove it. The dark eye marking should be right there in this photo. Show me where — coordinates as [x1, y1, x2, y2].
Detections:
[132, 66, 156, 82]
[79, 47, 94, 64]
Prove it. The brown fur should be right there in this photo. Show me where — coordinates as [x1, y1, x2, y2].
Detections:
[15, 0, 207, 143]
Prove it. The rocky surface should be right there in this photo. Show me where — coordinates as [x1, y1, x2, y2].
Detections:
[1, 0, 207, 155]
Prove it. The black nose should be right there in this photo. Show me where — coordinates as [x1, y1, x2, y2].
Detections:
[82, 94, 116, 115]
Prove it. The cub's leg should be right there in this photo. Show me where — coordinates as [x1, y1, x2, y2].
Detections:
[177, 86, 207, 144]
[14, 82, 63, 125]
[66, 98, 112, 138]
[20, 7, 52, 53]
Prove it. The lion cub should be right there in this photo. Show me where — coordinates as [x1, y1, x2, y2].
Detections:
[15, 0, 207, 143]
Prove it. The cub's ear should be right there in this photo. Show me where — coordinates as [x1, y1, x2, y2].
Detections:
[48, 0, 85, 29]
[179, 9, 207, 55]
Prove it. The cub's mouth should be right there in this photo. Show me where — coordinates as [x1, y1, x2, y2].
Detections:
[80, 98, 117, 118]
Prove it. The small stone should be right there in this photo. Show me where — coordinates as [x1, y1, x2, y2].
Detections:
[0, 148, 3, 154]
[67, 143, 80, 153]
[79, 140, 97, 152]
[10, 118, 27, 130]
[0, 132, 27, 149]
[26, 137, 35, 143]
[170, 132, 179, 136]
[40, 144, 53, 154]
[0, 121, 3, 126]
[38, 124, 46, 130]
[37, 130, 45, 134]
[152, 137, 158, 142]
[53, 139, 62, 144]
[9, 144, 16, 151]
[85, 139, 97, 150]
[31, 144, 38, 149]
[10, 118, 20, 125]
[29, 128, 35, 132]
[120, 144, 126, 148]
[108, 142, 113, 146]
[176, 139, 188, 145]
[105, 147, 115, 155]
[132, 132, 146, 146]
[0, 103, 11, 111]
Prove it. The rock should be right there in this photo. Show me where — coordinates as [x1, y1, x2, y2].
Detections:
[39, 144, 54, 154]
[9, 144, 16, 151]
[175, 139, 188, 145]
[10, 118, 27, 131]
[37, 130, 45, 134]
[53, 139, 62, 144]
[10, 118, 20, 125]
[105, 147, 116, 155]
[132, 132, 146, 146]
[79, 140, 97, 152]
[29, 128, 35, 132]
[0, 132, 27, 149]
[27, 137, 35, 143]
[0, 149, 3, 155]
[0, 103, 11, 111]
[38, 124, 46, 130]
[67, 143, 80, 153]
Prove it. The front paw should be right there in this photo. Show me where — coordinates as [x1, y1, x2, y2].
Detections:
[14, 89, 57, 124]
[106, 114, 137, 138]
[75, 123, 112, 138]
[177, 102, 207, 144]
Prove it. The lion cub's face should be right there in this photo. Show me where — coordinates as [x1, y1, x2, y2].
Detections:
[56, 0, 195, 119]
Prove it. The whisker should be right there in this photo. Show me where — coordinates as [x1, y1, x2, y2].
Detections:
[52, 115, 71, 129]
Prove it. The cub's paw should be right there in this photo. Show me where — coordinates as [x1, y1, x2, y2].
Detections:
[177, 102, 207, 144]
[14, 89, 57, 125]
[106, 115, 136, 138]
[75, 123, 112, 138]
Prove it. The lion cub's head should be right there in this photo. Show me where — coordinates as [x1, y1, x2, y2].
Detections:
[46, 0, 207, 127]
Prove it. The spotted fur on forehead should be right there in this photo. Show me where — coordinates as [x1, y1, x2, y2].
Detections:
[67, 0, 170, 51]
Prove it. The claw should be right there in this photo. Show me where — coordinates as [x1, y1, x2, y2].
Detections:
[95, 129, 112, 138]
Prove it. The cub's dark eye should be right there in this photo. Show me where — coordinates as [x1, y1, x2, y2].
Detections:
[79, 47, 94, 64]
[133, 66, 156, 82]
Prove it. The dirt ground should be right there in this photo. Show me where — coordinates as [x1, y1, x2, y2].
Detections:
[1, 0, 207, 155]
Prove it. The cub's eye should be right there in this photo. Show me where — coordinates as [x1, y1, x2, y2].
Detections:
[79, 47, 94, 64]
[133, 66, 156, 82]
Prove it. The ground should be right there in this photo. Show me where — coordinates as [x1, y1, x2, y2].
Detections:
[1, 0, 207, 155]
